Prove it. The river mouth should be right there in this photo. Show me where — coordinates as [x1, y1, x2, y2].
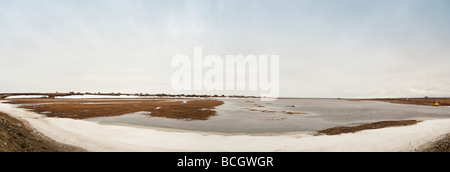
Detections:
[5, 98, 450, 134]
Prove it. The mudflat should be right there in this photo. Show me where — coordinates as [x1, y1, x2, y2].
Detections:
[6, 98, 224, 120]
[317, 120, 419, 135]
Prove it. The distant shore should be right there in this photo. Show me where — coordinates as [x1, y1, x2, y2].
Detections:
[360, 97, 450, 106]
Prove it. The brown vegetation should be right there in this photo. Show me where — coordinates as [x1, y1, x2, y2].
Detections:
[7, 99, 224, 121]
[317, 120, 419, 136]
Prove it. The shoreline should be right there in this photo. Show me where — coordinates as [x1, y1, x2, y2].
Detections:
[359, 98, 450, 107]
[345, 98, 450, 152]
[1, 98, 450, 152]
[3, 109, 448, 152]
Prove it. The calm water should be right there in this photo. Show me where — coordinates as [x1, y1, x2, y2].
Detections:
[85, 99, 450, 134]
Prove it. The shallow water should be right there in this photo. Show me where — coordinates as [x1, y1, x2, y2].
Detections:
[84, 99, 450, 134]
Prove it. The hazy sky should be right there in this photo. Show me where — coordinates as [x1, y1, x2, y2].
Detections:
[1, 0, 450, 98]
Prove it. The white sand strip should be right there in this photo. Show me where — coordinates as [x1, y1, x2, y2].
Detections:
[55, 95, 142, 99]
[6, 95, 48, 99]
[1, 101, 450, 152]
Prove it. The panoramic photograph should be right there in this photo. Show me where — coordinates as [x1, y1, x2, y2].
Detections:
[1, 0, 450, 156]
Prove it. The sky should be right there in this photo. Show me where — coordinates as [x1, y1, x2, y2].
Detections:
[1, 0, 450, 98]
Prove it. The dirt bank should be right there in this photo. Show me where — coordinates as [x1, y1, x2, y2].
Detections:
[6, 99, 224, 120]
[420, 134, 450, 152]
[0, 112, 84, 152]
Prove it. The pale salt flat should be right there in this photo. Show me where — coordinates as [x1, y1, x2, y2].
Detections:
[1, 100, 450, 152]
[55, 95, 143, 99]
[6, 95, 48, 99]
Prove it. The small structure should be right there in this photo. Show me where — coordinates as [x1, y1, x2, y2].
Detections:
[434, 102, 440, 106]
